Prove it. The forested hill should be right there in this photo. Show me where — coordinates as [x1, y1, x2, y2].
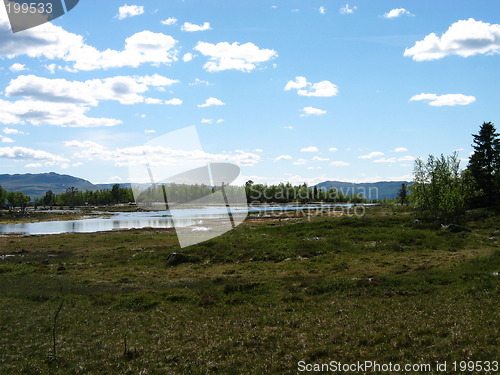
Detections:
[0, 172, 131, 197]
[314, 180, 411, 200]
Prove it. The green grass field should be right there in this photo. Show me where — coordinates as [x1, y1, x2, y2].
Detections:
[0, 206, 498, 374]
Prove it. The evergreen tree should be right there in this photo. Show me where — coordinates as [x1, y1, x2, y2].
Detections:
[398, 183, 408, 205]
[0, 185, 6, 208]
[467, 122, 500, 207]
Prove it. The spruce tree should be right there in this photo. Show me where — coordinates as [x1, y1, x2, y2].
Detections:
[467, 122, 500, 207]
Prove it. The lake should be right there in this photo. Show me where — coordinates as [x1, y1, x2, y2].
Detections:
[0, 204, 365, 235]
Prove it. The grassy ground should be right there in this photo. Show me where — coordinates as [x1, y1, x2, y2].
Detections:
[0, 206, 498, 374]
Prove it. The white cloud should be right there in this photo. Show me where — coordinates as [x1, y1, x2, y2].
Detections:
[0, 17, 178, 71]
[45, 64, 57, 74]
[0, 146, 69, 165]
[393, 147, 408, 152]
[65, 140, 261, 167]
[3, 127, 26, 135]
[301, 146, 319, 152]
[383, 8, 412, 19]
[404, 18, 500, 61]
[328, 147, 338, 152]
[284, 126, 294, 129]
[255, 149, 263, 153]
[144, 129, 156, 134]
[198, 97, 225, 107]
[285, 76, 338, 97]
[164, 98, 183, 105]
[1, 137, 14, 143]
[409, 93, 476, 106]
[312, 156, 329, 161]
[183, 53, 195, 62]
[190, 78, 211, 86]
[25, 163, 42, 168]
[373, 155, 415, 163]
[275, 154, 292, 161]
[116, 5, 145, 20]
[9, 63, 26, 72]
[319, 6, 326, 15]
[6, 74, 178, 106]
[284, 76, 307, 91]
[292, 158, 307, 165]
[300, 107, 327, 116]
[194, 41, 278, 72]
[161, 17, 177, 26]
[181, 22, 211, 32]
[216, 119, 224, 124]
[330, 161, 350, 166]
[359, 151, 384, 159]
[339, 4, 356, 15]
[0, 99, 121, 128]
[201, 118, 213, 124]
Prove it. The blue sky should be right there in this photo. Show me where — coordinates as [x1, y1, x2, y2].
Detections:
[0, 0, 499, 185]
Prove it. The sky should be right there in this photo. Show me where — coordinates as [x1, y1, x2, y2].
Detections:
[0, 0, 499, 186]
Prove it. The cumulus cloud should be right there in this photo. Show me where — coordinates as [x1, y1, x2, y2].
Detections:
[164, 98, 183, 105]
[404, 18, 500, 61]
[0, 16, 178, 71]
[161, 17, 177, 25]
[409, 93, 476, 106]
[301, 146, 319, 152]
[1, 137, 14, 143]
[275, 154, 292, 161]
[181, 22, 211, 32]
[285, 76, 338, 97]
[393, 147, 408, 152]
[6, 74, 179, 107]
[383, 8, 412, 19]
[328, 147, 338, 152]
[65, 140, 261, 167]
[116, 5, 145, 20]
[339, 4, 356, 15]
[300, 107, 327, 116]
[0, 146, 69, 165]
[330, 161, 350, 166]
[292, 158, 307, 165]
[0, 99, 121, 128]
[312, 156, 329, 161]
[319, 6, 326, 15]
[3, 127, 26, 135]
[198, 97, 225, 107]
[9, 63, 26, 72]
[359, 151, 384, 159]
[183, 53, 195, 62]
[373, 155, 415, 163]
[194, 41, 277, 72]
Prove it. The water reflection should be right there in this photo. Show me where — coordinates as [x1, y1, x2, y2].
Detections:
[0, 204, 366, 235]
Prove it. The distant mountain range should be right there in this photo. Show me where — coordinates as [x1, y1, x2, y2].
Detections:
[314, 180, 410, 200]
[0, 173, 410, 200]
[0, 172, 131, 197]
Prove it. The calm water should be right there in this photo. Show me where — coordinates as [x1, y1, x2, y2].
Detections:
[0, 204, 361, 235]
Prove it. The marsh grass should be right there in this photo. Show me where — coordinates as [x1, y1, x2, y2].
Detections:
[0, 206, 498, 374]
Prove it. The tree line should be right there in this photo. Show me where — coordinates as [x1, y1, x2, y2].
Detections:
[404, 121, 499, 222]
[0, 184, 134, 211]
